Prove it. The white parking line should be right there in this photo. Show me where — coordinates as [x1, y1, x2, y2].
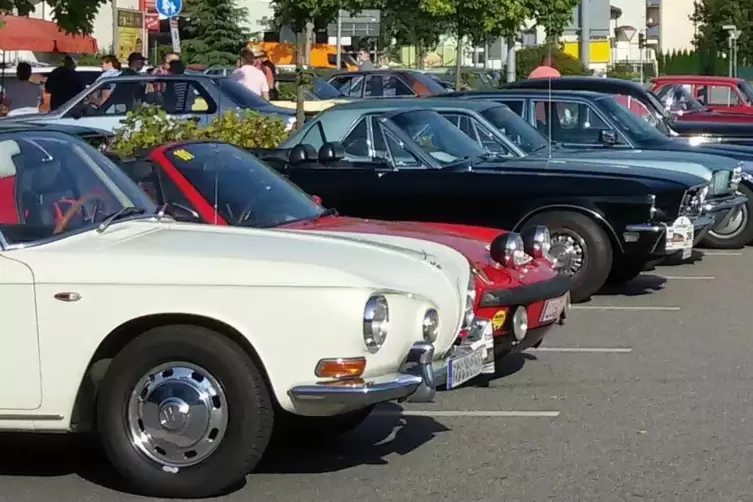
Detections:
[528, 347, 632, 353]
[701, 251, 743, 256]
[660, 275, 715, 280]
[372, 410, 561, 418]
[572, 305, 681, 311]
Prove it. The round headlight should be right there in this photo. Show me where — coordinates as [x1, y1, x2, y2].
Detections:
[511, 306, 528, 341]
[489, 232, 530, 268]
[363, 295, 389, 352]
[422, 309, 440, 342]
[521, 225, 551, 260]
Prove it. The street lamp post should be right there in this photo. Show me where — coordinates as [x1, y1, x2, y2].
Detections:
[723, 24, 738, 78]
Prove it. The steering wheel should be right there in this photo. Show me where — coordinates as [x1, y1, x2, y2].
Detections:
[53, 193, 108, 234]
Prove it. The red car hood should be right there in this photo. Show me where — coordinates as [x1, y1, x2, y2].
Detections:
[280, 215, 558, 290]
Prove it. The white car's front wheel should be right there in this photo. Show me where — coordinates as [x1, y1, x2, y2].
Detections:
[97, 325, 273, 499]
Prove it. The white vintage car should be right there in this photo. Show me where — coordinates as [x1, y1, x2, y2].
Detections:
[0, 129, 475, 497]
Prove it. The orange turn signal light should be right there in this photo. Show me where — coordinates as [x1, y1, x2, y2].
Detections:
[315, 357, 367, 379]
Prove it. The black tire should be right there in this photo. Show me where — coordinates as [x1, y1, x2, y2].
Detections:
[605, 261, 645, 286]
[274, 406, 374, 444]
[97, 325, 273, 499]
[702, 184, 753, 249]
[524, 210, 613, 303]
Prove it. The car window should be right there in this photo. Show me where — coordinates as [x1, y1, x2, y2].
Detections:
[117, 159, 165, 203]
[533, 100, 609, 144]
[165, 142, 323, 228]
[381, 128, 421, 168]
[364, 75, 415, 97]
[330, 76, 364, 98]
[0, 132, 156, 246]
[469, 118, 513, 156]
[298, 121, 327, 150]
[700, 85, 741, 106]
[500, 100, 524, 117]
[76, 79, 216, 117]
[439, 113, 476, 139]
[341, 118, 370, 159]
[479, 105, 547, 155]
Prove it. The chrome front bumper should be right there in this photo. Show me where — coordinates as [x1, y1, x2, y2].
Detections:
[625, 213, 715, 251]
[288, 342, 437, 411]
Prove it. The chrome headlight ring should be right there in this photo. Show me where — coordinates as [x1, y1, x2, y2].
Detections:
[489, 232, 531, 268]
[521, 225, 552, 261]
[462, 278, 476, 330]
[511, 306, 528, 342]
[363, 295, 389, 353]
[422, 308, 440, 342]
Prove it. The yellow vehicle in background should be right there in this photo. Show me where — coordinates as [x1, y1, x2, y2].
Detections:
[248, 41, 358, 70]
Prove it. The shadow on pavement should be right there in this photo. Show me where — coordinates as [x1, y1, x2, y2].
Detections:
[595, 273, 667, 297]
[258, 402, 449, 474]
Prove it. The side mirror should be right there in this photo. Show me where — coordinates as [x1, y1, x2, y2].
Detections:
[599, 129, 617, 145]
[289, 144, 317, 165]
[166, 203, 201, 222]
[311, 194, 322, 205]
[318, 142, 346, 164]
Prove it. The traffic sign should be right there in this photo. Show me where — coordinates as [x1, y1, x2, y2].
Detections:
[156, 0, 181, 18]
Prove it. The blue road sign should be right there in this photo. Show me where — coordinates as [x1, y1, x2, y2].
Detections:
[156, 0, 182, 17]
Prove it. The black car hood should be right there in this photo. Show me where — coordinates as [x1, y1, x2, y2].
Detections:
[463, 157, 706, 188]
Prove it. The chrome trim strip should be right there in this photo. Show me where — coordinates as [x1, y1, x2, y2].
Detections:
[0, 413, 63, 420]
[0, 230, 8, 250]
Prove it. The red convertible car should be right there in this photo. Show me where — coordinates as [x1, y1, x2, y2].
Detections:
[111, 140, 571, 368]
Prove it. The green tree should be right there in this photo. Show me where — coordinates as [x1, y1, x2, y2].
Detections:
[181, 0, 250, 66]
[529, 0, 578, 42]
[0, 0, 106, 33]
[419, 0, 534, 89]
[271, 0, 370, 126]
[691, 0, 753, 72]
[378, 0, 449, 68]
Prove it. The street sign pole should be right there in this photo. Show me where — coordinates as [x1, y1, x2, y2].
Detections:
[156, 0, 183, 54]
[170, 17, 181, 53]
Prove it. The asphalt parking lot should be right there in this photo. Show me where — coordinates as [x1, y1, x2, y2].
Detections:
[2, 248, 752, 502]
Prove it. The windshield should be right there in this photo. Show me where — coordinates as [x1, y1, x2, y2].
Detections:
[164, 142, 324, 228]
[654, 85, 706, 112]
[312, 77, 345, 99]
[0, 131, 156, 246]
[214, 78, 270, 108]
[596, 96, 669, 144]
[480, 105, 548, 154]
[739, 81, 753, 104]
[388, 109, 485, 165]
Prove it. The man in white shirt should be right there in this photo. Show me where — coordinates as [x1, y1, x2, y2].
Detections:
[231, 48, 269, 99]
[3, 62, 41, 116]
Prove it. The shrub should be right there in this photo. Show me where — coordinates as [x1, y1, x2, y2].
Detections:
[110, 104, 289, 157]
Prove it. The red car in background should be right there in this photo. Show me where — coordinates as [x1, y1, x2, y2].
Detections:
[111, 140, 571, 370]
[650, 76, 753, 115]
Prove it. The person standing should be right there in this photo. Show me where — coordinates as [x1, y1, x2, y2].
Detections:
[45, 55, 84, 110]
[356, 48, 375, 70]
[150, 52, 180, 93]
[3, 62, 42, 116]
[231, 48, 269, 99]
[528, 55, 561, 79]
[254, 49, 276, 99]
[121, 52, 147, 75]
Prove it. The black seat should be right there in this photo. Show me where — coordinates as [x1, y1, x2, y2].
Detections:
[18, 157, 79, 226]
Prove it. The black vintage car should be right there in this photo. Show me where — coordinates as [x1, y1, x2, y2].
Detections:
[494, 77, 753, 144]
[265, 103, 715, 302]
[436, 90, 753, 248]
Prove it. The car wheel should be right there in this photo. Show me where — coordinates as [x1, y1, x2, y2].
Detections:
[702, 184, 753, 249]
[524, 211, 613, 303]
[274, 406, 374, 443]
[97, 325, 273, 499]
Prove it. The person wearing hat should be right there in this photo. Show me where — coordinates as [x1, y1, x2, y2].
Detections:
[45, 55, 84, 111]
[232, 48, 269, 99]
[121, 52, 147, 75]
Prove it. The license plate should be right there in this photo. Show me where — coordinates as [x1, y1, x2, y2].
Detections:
[666, 216, 694, 254]
[540, 294, 568, 323]
[447, 347, 484, 390]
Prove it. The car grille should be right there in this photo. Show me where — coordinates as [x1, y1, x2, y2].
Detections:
[710, 170, 731, 195]
[731, 164, 743, 191]
[679, 186, 708, 217]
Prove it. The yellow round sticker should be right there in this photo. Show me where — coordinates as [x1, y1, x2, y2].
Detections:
[491, 309, 507, 331]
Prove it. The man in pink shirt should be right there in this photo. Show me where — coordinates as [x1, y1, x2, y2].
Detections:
[528, 55, 561, 79]
[232, 48, 270, 100]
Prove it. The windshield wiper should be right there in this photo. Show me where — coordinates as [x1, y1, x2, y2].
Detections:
[96, 206, 149, 233]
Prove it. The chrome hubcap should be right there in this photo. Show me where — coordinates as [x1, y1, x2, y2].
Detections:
[710, 205, 748, 238]
[549, 231, 587, 277]
[127, 362, 228, 468]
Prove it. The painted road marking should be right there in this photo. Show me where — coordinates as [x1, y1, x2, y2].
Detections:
[528, 347, 632, 353]
[660, 275, 715, 280]
[701, 251, 743, 256]
[572, 305, 681, 311]
[372, 410, 560, 418]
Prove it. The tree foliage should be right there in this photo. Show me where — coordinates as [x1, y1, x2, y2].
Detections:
[529, 0, 578, 41]
[691, 0, 753, 68]
[0, 0, 106, 34]
[181, 0, 251, 66]
[378, 0, 449, 67]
